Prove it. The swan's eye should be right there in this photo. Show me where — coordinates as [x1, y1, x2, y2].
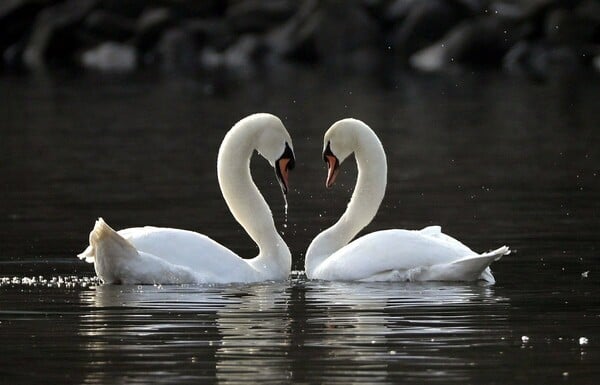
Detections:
[280, 142, 295, 170]
[275, 143, 295, 195]
[323, 141, 340, 188]
[323, 141, 334, 163]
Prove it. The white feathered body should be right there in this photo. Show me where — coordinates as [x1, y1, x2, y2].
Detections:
[80, 219, 264, 284]
[309, 226, 509, 283]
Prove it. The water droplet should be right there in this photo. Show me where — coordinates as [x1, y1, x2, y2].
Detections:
[282, 194, 289, 229]
[581, 271, 589, 278]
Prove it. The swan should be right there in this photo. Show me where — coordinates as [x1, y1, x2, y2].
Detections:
[305, 118, 509, 283]
[78, 113, 296, 285]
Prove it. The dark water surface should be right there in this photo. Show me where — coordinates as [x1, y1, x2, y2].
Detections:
[1, 70, 599, 384]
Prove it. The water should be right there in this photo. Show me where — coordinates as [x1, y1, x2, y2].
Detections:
[1, 69, 599, 384]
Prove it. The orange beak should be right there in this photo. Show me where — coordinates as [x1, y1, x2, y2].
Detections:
[275, 142, 295, 195]
[277, 157, 291, 194]
[325, 154, 339, 189]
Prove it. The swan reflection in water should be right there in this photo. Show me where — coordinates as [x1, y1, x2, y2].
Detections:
[297, 281, 511, 383]
[78, 281, 510, 384]
[79, 282, 293, 384]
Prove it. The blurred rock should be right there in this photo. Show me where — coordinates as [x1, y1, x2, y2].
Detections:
[504, 41, 581, 79]
[23, 0, 97, 69]
[384, 0, 483, 26]
[411, 16, 521, 71]
[0, 1, 29, 68]
[94, 0, 146, 18]
[312, 2, 382, 70]
[1, 0, 47, 55]
[265, 0, 319, 60]
[134, 7, 175, 53]
[0, 0, 47, 20]
[226, 0, 296, 33]
[529, 44, 581, 76]
[520, 0, 559, 18]
[388, 0, 469, 57]
[517, 0, 561, 39]
[503, 41, 532, 75]
[489, 2, 527, 19]
[200, 35, 265, 71]
[545, 9, 597, 45]
[0, 0, 598, 76]
[81, 41, 136, 72]
[83, 10, 135, 41]
[157, 27, 197, 71]
[183, 18, 234, 51]
[3, 40, 27, 69]
[576, 0, 600, 24]
[360, 0, 389, 21]
[99, 0, 221, 19]
[165, 0, 223, 17]
[384, 0, 421, 23]
[456, 0, 487, 13]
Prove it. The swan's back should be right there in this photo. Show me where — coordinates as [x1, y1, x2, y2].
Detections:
[80, 225, 258, 282]
[312, 227, 507, 282]
[118, 227, 253, 277]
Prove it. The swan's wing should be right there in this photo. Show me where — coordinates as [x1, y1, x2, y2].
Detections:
[313, 229, 481, 281]
[418, 225, 474, 255]
[405, 247, 508, 283]
[117, 227, 257, 279]
[89, 220, 223, 284]
[76, 226, 148, 262]
[79, 220, 260, 284]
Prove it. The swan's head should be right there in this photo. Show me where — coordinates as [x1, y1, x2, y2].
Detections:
[322, 118, 370, 188]
[251, 113, 296, 195]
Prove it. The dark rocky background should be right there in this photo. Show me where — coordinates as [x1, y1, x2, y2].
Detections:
[1, 0, 599, 80]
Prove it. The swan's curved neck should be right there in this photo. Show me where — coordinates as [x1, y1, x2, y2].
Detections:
[305, 132, 387, 275]
[217, 122, 291, 278]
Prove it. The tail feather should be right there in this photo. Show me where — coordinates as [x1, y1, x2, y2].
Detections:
[477, 246, 510, 284]
[80, 218, 200, 285]
[90, 218, 138, 258]
[483, 245, 511, 260]
[77, 245, 95, 263]
[412, 246, 510, 283]
[87, 218, 140, 284]
[456, 246, 510, 283]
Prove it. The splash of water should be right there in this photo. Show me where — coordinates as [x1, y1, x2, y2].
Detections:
[283, 194, 288, 228]
[1, 275, 99, 288]
[283, 196, 288, 228]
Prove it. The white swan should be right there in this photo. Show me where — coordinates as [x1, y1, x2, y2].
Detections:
[78, 113, 296, 285]
[305, 118, 509, 283]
